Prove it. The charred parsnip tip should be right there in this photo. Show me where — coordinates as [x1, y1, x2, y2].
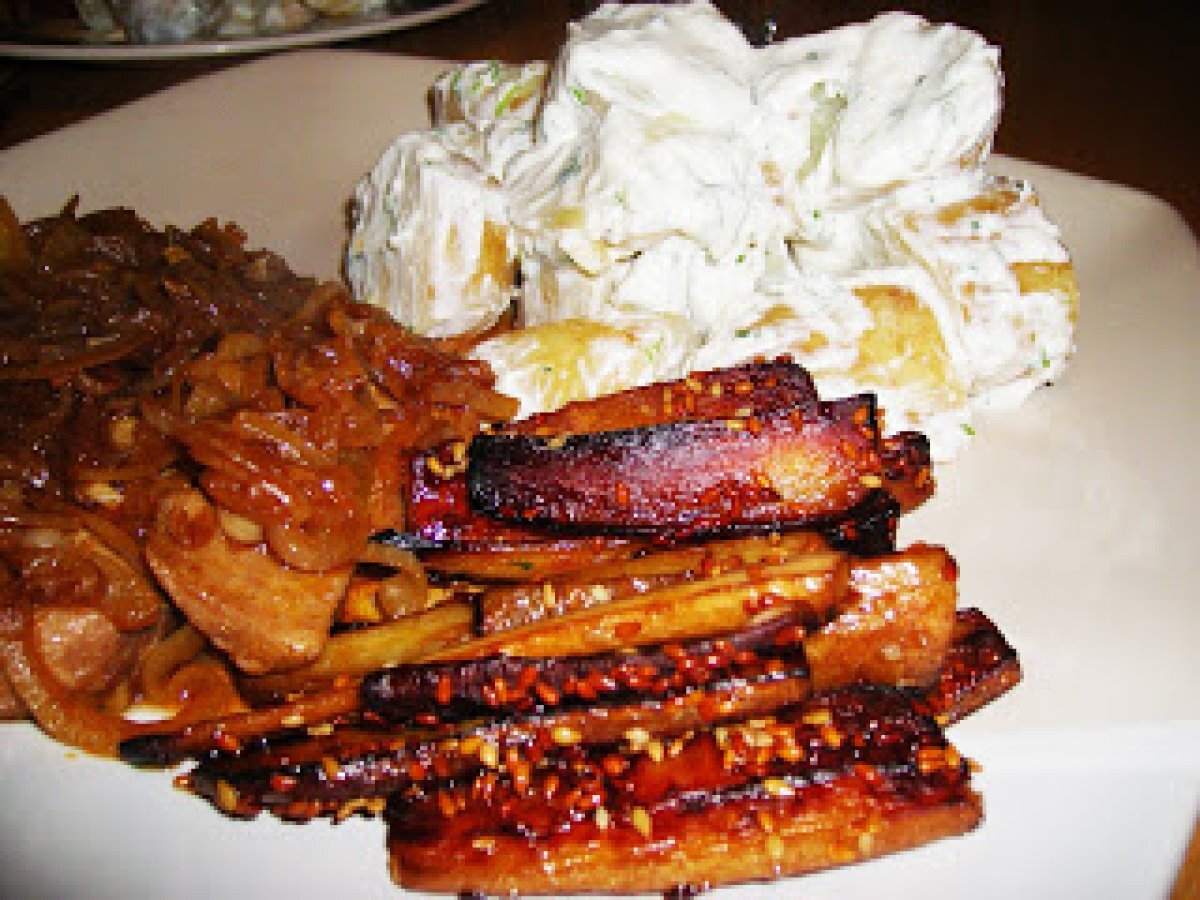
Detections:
[924, 607, 1023, 725]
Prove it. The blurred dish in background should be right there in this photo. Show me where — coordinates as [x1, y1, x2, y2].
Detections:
[0, 0, 486, 60]
[91, 1, 392, 45]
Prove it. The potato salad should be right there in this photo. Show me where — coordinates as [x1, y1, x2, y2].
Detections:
[347, 1, 1078, 459]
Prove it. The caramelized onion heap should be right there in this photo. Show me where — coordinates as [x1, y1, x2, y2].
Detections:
[0, 197, 514, 753]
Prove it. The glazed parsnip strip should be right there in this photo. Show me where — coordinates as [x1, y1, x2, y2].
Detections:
[425, 552, 848, 662]
[240, 602, 474, 702]
[504, 359, 819, 436]
[386, 687, 981, 897]
[479, 531, 831, 633]
[806, 543, 958, 690]
[119, 685, 362, 767]
[418, 535, 646, 582]
[554, 530, 831, 583]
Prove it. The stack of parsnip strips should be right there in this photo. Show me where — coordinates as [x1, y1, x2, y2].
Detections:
[121, 359, 1020, 896]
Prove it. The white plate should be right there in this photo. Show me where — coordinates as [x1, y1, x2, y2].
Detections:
[1, 49, 1199, 900]
[0, 0, 486, 62]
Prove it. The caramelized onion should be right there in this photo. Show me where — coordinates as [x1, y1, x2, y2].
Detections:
[136, 623, 208, 701]
[0, 330, 152, 382]
[71, 529, 162, 632]
[0, 631, 132, 756]
[2, 200, 521, 753]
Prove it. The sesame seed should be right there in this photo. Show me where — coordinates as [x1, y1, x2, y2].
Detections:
[215, 732, 241, 754]
[745, 727, 774, 748]
[109, 416, 138, 449]
[471, 837, 498, 854]
[510, 760, 531, 791]
[766, 835, 785, 859]
[334, 798, 368, 823]
[630, 807, 652, 838]
[800, 708, 833, 727]
[761, 778, 794, 798]
[214, 779, 240, 814]
[624, 727, 651, 749]
[82, 481, 123, 508]
[551, 725, 582, 746]
[459, 736, 482, 757]
[478, 741, 500, 769]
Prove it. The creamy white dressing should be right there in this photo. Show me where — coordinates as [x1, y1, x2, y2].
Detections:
[346, 1, 1077, 460]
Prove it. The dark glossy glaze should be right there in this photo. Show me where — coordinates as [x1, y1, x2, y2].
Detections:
[362, 612, 812, 724]
[386, 687, 977, 874]
[467, 394, 882, 539]
[397, 360, 933, 552]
